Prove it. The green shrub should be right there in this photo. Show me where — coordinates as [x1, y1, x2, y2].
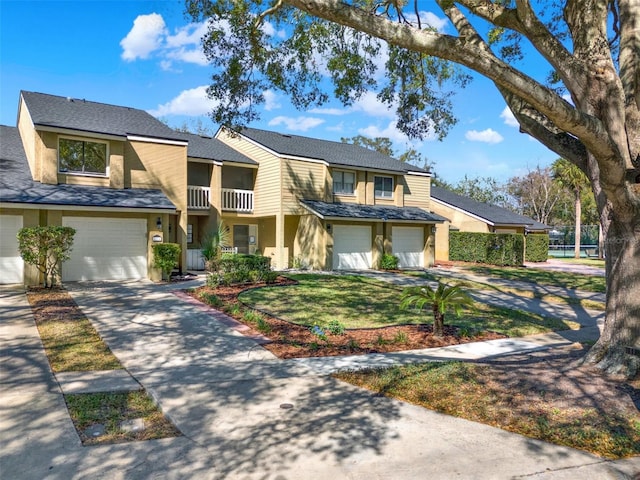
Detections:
[152, 243, 181, 280]
[326, 319, 346, 336]
[380, 253, 399, 270]
[218, 254, 271, 285]
[17, 226, 76, 288]
[449, 232, 525, 266]
[525, 234, 549, 262]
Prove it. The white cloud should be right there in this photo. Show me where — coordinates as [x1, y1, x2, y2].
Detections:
[268, 116, 324, 131]
[261, 21, 286, 39]
[120, 14, 210, 68]
[148, 86, 216, 117]
[358, 121, 409, 143]
[465, 128, 504, 144]
[120, 13, 167, 61]
[308, 107, 349, 116]
[263, 90, 281, 111]
[353, 91, 395, 119]
[500, 106, 519, 128]
[421, 12, 448, 31]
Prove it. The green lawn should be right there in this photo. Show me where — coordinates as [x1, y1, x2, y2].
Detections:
[551, 257, 606, 267]
[465, 265, 606, 293]
[239, 274, 580, 336]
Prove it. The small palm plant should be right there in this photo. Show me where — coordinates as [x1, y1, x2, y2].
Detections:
[400, 282, 473, 337]
[201, 221, 230, 272]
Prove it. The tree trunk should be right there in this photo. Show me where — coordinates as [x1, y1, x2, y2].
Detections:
[432, 306, 445, 338]
[598, 223, 604, 260]
[583, 218, 640, 377]
[574, 189, 582, 259]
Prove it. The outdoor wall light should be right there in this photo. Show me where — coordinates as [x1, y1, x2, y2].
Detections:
[156, 217, 162, 230]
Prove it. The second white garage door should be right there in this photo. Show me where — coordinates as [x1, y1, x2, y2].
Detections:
[0, 215, 24, 284]
[333, 225, 372, 270]
[392, 226, 424, 268]
[62, 217, 147, 281]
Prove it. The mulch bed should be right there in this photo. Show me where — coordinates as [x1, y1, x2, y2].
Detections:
[188, 278, 507, 359]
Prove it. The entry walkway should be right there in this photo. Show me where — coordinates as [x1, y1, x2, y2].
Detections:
[2, 282, 638, 479]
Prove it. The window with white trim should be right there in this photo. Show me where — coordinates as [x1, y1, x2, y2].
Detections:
[374, 176, 394, 198]
[333, 170, 356, 195]
[59, 137, 108, 175]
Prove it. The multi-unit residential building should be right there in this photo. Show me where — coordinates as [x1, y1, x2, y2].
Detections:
[0, 91, 448, 285]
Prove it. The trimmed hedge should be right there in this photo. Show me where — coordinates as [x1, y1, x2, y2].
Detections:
[450, 232, 525, 266]
[525, 234, 549, 262]
[208, 253, 274, 286]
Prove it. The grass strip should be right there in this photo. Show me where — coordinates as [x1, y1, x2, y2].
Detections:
[65, 390, 181, 445]
[335, 362, 640, 459]
[28, 290, 121, 372]
[239, 274, 580, 336]
[405, 271, 605, 311]
[465, 265, 606, 293]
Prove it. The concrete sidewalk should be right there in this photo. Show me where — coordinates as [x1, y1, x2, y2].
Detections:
[2, 282, 638, 479]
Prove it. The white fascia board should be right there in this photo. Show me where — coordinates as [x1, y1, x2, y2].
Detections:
[1, 202, 176, 214]
[430, 197, 496, 226]
[35, 125, 124, 142]
[406, 171, 432, 177]
[126, 135, 188, 146]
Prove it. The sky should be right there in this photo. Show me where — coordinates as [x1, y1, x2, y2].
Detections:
[0, 0, 558, 184]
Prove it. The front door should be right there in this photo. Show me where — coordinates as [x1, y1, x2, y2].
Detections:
[233, 225, 250, 254]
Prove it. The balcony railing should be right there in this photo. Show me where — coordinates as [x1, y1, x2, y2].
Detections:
[187, 186, 210, 210]
[222, 188, 254, 212]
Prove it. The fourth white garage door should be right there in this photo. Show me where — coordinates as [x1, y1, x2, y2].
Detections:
[333, 225, 372, 270]
[62, 217, 147, 281]
[392, 226, 425, 268]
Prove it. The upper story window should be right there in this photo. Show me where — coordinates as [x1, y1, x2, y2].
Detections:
[375, 176, 394, 198]
[333, 170, 355, 195]
[59, 137, 108, 176]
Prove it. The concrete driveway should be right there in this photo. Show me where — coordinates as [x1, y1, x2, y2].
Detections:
[1, 281, 638, 479]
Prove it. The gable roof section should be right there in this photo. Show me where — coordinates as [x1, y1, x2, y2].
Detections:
[21, 91, 185, 142]
[177, 132, 257, 165]
[233, 127, 429, 175]
[0, 126, 175, 211]
[301, 200, 447, 223]
[430, 185, 549, 231]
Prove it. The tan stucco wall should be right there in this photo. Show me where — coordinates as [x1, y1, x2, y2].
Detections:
[430, 201, 490, 233]
[435, 221, 450, 262]
[17, 97, 38, 180]
[294, 214, 327, 269]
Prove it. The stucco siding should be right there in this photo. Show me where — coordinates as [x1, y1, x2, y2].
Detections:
[430, 202, 490, 233]
[17, 97, 37, 180]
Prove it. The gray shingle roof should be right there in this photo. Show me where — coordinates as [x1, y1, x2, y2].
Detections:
[21, 91, 185, 141]
[0, 126, 175, 211]
[236, 127, 428, 174]
[301, 200, 447, 223]
[430, 186, 549, 231]
[176, 132, 257, 165]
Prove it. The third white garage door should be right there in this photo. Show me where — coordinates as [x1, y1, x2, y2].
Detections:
[333, 225, 372, 270]
[0, 214, 24, 284]
[392, 226, 425, 268]
[62, 217, 147, 281]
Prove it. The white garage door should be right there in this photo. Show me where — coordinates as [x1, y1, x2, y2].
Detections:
[0, 215, 24, 284]
[333, 225, 372, 270]
[63, 217, 147, 281]
[392, 226, 424, 268]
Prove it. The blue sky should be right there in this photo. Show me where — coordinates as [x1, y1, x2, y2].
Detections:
[0, 0, 558, 183]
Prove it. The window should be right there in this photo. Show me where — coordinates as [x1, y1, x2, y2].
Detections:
[333, 171, 355, 195]
[187, 224, 193, 244]
[375, 176, 394, 198]
[59, 138, 108, 175]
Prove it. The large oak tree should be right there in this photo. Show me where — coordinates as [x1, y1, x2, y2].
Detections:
[186, 0, 640, 377]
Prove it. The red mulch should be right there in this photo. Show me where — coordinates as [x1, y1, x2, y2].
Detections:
[187, 278, 506, 359]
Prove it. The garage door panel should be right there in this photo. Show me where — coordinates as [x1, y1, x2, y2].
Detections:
[0, 215, 24, 284]
[63, 217, 147, 281]
[333, 225, 372, 270]
[392, 226, 424, 268]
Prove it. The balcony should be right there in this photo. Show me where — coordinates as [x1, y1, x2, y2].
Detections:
[222, 188, 253, 213]
[188, 185, 210, 209]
